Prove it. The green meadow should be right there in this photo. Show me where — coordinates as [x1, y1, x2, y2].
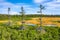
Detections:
[0, 14, 60, 40]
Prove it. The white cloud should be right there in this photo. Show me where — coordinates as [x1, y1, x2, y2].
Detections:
[34, 0, 44, 3]
[56, 0, 60, 2]
[0, 0, 5, 3]
[10, 11, 19, 15]
[0, 2, 21, 15]
[0, 2, 17, 8]
[33, 0, 51, 4]
[0, 0, 60, 15]
[0, 1, 35, 15]
[34, 0, 60, 8]
[45, 0, 60, 9]
[0, 0, 4, 1]
[39, 0, 60, 15]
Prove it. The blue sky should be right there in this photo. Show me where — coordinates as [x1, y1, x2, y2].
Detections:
[0, 0, 60, 15]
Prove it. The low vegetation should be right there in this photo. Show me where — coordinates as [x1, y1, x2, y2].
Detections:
[0, 14, 60, 40]
[0, 23, 60, 40]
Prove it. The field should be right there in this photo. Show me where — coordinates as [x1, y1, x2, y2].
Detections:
[0, 14, 60, 40]
[0, 15, 60, 27]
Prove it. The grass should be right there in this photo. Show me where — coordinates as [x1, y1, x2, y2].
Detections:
[0, 23, 59, 40]
[0, 14, 60, 40]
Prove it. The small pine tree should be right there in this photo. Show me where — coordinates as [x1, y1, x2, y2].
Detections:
[38, 4, 45, 27]
[20, 6, 25, 30]
[8, 8, 11, 26]
[37, 4, 46, 35]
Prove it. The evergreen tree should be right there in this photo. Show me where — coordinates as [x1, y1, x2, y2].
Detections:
[20, 6, 25, 30]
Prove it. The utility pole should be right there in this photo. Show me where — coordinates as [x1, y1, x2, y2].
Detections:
[20, 6, 25, 30]
[8, 8, 11, 26]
